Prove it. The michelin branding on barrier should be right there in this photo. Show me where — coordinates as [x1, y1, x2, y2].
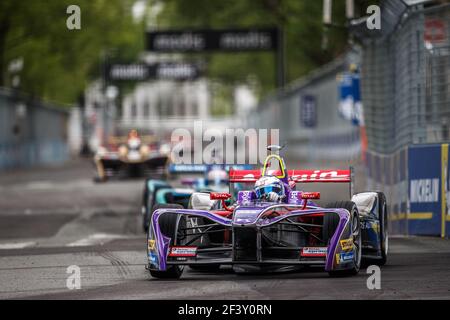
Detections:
[408, 145, 442, 235]
[409, 178, 440, 203]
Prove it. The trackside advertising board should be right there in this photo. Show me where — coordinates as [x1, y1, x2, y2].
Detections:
[444, 144, 450, 238]
[407, 144, 450, 237]
[146, 28, 279, 52]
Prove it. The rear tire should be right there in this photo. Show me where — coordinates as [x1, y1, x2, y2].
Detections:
[353, 192, 389, 266]
[325, 201, 361, 277]
[148, 204, 185, 279]
[376, 192, 388, 266]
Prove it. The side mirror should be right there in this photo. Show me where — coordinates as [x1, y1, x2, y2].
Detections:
[210, 192, 233, 212]
[210, 192, 232, 200]
[300, 192, 320, 210]
[301, 192, 320, 200]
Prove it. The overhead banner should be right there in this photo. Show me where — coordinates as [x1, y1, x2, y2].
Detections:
[146, 28, 279, 52]
[106, 62, 201, 81]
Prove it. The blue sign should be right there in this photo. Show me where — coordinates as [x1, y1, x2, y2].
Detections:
[338, 72, 363, 126]
[408, 144, 442, 235]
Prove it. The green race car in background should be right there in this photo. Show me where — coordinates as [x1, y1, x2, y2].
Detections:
[141, 179, 194, 232]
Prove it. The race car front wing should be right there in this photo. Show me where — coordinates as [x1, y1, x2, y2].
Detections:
[147, 207, 354, 272]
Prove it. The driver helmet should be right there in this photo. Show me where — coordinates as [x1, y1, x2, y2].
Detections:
[254, 176, 284, 201]
[127, 129, 141, 149]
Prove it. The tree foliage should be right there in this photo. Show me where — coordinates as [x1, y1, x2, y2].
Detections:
[0, 0, 144, 105]
[156, 0, 351, 96]
[0, 0, 378, 105]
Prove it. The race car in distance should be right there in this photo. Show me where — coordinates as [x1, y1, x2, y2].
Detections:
[94, 129, 170, 182]
[141, 163, 253, 232]
[141, 179, 194, 232]
[146, 145, 388, 278]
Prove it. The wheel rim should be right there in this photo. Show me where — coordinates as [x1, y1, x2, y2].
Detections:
[352, 210, 362, 269]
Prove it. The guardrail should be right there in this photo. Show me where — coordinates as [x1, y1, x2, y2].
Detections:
[366, 143, 450, 238]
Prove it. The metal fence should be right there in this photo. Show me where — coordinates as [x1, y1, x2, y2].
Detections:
[357, 1, 450, 154]
[0, 88, 69, 170]
[354, 1, 450, 236]
[247, 51, 362, 165]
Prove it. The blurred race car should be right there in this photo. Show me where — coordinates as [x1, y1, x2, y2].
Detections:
[141, 163, 252, 232]
[146, 145, 388, 278]
[94, 130, 170, 182]
[141, 179, 194, 232]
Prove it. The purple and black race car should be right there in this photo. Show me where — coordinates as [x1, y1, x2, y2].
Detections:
[146, 146, 388, 278]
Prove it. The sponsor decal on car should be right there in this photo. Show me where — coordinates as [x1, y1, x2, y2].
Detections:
[361, 221, 380, 232]
[340, 238, 353, 251]
[361, 221, 371, 229]
[335, 251, 354, 264]
[372, 221, 380, 233]
[169, 246, 197, 257]
[147, 239, 155, 250]
[148, 251, 158, 264]
[301, 247, 327, 257]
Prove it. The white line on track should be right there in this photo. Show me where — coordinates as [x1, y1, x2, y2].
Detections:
[66, 233, 128, 247]
[0, 241, 36, 249]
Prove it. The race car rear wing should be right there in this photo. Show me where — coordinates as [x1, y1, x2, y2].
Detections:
[229, 167, 355, 197]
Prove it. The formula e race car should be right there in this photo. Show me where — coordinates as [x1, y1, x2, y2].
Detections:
[146, 146, 388, 278]
[94, 130, 170, 182]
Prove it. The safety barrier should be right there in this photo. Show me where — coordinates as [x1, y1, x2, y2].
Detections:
[366, 144, 450, 238]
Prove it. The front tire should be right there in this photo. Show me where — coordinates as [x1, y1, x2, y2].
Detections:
[145, 203, 182, 232]
[325, 201, 362, 277]
[148, 204, 185, 279]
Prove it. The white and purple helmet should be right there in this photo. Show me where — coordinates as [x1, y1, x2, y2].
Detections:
[254, 176, 284, 200]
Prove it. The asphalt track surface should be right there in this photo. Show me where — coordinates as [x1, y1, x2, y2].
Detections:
[0, 159, 450, 300]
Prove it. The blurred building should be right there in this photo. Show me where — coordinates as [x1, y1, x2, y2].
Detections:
[246, 50, 362, 164]
[120, 78, 210, 131]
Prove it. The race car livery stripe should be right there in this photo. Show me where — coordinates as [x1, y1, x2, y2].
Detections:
[168, 246, 197, 257]
[340, 238, 353, 251]
[301, 247, 328, 257]
[229, 169, 351, 183]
